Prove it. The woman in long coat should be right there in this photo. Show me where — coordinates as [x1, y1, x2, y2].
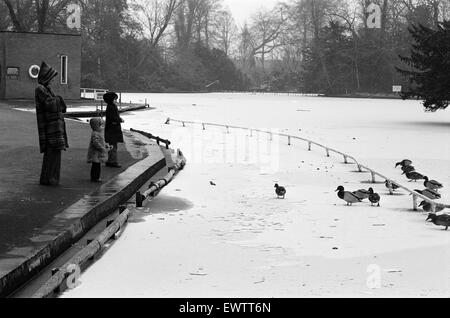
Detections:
[35, 61, 69, 186]
[103, 92, 124, 168]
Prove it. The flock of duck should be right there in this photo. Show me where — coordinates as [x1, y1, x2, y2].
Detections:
[275, 159, 450, 231]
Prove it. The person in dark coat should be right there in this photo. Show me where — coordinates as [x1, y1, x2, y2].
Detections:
[35, 61, 69, 186]
[103, 92, 124, 168]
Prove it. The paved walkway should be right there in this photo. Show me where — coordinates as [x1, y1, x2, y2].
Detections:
[0, 102, 147, 267]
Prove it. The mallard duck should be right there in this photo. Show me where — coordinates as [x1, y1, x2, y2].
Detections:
[274, 184, 286, 199]
[423, 176, 443, 192]
[401, 165, 415, 174]
[419, 201, 445, 213]
[413, 189, 441, 200]
[352, 189, 370, 200]
[395, 159, 413, 168]
[426, 213, 450, 230]
[385, 180, 399, 191]
[368, 188, 381, 207]
[403, 171, 425, 182]
[335, 186, 362, 206]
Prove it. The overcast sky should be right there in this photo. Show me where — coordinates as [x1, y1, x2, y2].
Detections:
[222, 0, 281, 26]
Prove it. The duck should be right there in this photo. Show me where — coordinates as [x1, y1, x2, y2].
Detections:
[395, 159, 413, 168]
[419, 201, 445, 213]
[401, 165, 415, 174]
[368, 188, 381, 207]
[352, 189, 371, 200]
[423, 176, 443, 192]
[335, 186, 362, 206]
[385, 180, 399, 191]
[274, 184, 286, 199]
[426, 213, 450, 231]
[413, 189, 441, 200]
[402, 171, 425, 182]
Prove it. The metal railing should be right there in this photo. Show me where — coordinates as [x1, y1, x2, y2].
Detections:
[165, 118, 449, 213]
[130, 128, 171, 149]
[80, 88, 108, 100]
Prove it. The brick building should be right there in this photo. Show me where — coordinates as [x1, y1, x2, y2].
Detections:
[0, 31, 81, 100]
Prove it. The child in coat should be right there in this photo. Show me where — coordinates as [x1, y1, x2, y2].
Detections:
[87, 118, 110, 182]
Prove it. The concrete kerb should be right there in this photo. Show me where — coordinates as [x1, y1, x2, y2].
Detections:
[0, 147, 166, 298]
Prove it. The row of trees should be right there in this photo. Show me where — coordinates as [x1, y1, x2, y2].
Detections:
[0, 0, 449, 101]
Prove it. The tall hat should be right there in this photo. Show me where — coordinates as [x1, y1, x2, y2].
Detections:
[38, 61, 58, 85]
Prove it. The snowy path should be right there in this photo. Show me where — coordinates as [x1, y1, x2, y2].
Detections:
[63, 94, 450, 297]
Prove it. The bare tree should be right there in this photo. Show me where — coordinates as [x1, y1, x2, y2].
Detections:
[213, 9, 237, 56]
[2, 0, 74, 32]
[249, 4, 288, 71]
[131, 0, 182, 48]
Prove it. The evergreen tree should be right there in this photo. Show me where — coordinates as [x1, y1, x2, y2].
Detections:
[397, 21, 450, 112]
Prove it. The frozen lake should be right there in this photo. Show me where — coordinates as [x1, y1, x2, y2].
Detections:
[64, 93, 450, 298]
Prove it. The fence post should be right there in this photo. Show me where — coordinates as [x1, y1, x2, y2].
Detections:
[371, 171, 376, 183]
[326, 148, 330, 157]
[344, 155, 348, 164]
[202, 123, 206, 131]
[308, 142, 312, 151]
[288, 136, 291, 146]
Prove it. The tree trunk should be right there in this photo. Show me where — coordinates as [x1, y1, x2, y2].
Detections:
[2, 0, 24, 31]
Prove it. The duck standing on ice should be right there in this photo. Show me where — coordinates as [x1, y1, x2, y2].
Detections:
[403, 171, 425, 182]
[423, 176, 443, 192]
[426, 213, 450, 231]
[368, 188, 381, 207]
[419, 201, 445, 213]
[385, 180, 399, 192]
[335, 186, 362, 206]
[274, 184, 286, 199]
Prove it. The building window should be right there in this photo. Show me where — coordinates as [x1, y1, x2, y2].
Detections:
[60, 55, 68, 84]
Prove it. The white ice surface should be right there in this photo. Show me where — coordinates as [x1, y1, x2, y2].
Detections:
[63, 93, 450, 298]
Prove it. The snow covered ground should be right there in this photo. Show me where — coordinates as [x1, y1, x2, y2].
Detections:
[63, 93, 450, 298]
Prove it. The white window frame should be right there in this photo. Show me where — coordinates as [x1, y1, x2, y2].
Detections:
[60, 55, 68, 85]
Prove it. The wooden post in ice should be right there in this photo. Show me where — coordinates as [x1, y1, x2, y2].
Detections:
[343, 155, 348, 164]
[308, 142, 312, 151]
[413, 195, 418, 211]
[326, 148, 330, 157]
[202, 123, 206, 131]
[226, 126, 230, 134]
[288, 136, 291, 146]
[371, 171, 376, 183]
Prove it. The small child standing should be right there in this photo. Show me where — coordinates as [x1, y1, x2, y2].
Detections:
[87, 118, 110, 182]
